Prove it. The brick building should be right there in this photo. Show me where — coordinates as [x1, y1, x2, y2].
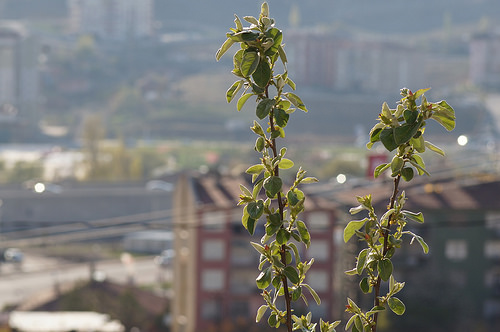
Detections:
[172, 172, 339, 332]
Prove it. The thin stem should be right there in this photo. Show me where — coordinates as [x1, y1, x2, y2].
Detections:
[372, 174, 401, 332]
[269, 107, 292, 332]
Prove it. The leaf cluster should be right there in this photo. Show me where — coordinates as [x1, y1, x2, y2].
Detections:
[368, 88, 455, 181]
[343, 88, 456, 331]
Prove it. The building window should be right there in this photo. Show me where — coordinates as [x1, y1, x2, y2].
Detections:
[486, 212, 500, 234]
[230, 269, 258, 294]
[307, 240, 330, 262]
[308, 212, 330, 230]
[445, 240, 468, 261]
[485, 241, 500, 259]
[202, 239, 225, 261]
[201, 298, 221, 320]
[230, 239, 258, 265]
[202, 269, 225, 291]
[306, 270, 329, 292]
[202, 211, 225, 231]
[230, 301, 250, 319]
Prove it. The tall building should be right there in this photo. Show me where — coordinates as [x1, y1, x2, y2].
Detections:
[0, 23, 38, 128]
[68, 0, 154, 41]
[470, 31, 500, 89]
[287, 30, 425, 94]
[172, 172, 339, 332]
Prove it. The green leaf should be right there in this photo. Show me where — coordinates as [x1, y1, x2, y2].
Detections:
[274, 108, 290, 127]
[268, 313, 279, 328]
[388, 297, 406, 315]
[255, 136, 265, 152]
[256, 267, 272, 289]
[276, 228, 291, 245]
[301, 177, 318, 184]
[237, 93, 253, 111]
[297, 220, 311, 247]
[424, 141, 445, 156]
[402, 210, 424, 223]
[374, 163, 390, 178]
[410, 134, 425, 153]
[284, 92, 308, 112]
[253, 60, 272, 88]
[240, 51, 260, 77]
[263, 176, 282, 198]
[401, 167, 414, 181]
[344, 219, 368, 243]
[265, 28, 283, 56]
[413, 88, 431, 99]
[234, 14, 243, 31]
[266, 213, 282, 236]
[292, 286, 302, 301]
[369, 126, 383, 144]
[251, 242, 266, 255]
[215, 38, 235, 61]
[239, 184, 252, 197]
[390, 156, 404, 176]
[226, 80, 243, 103]
[431, 100, 456, 131]
[287, 189, 300, 206]
[289, 242, 301, 264]
[354, 316, 363, 332]
[360, 277, 370, 294]
[243, 15, 259, 26]
[409, 154, 429, 176]
[278, 158, 294, 169]
[378, 258, 393, 281]
[256, 305, 267, 323]
[356, 248, 369, 275]
[393, 120, 422, 145]
[403, 109, 418, 124]
[247, 200, 264, 219]
[405, 231, 429, 253]
[278, 44, 288, 64]
[242, 212, 257, 235]
[256, 98, 275, 119]
[246, 164, 265, 175]
[303, 283, 321, 305]
[379, 128, 398, 151]
[283, 266, 300, 284]
[251, 120, 265, 136]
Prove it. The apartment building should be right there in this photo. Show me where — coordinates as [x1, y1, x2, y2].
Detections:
[287, 30, 425, 94]
[68, 0, 154, 41]
[172, 172, 339, 332]
[0, 23, 38, 124]
[470, 31, 500, 89]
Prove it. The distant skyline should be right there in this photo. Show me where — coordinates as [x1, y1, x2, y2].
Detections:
[0, 0, 498, 36]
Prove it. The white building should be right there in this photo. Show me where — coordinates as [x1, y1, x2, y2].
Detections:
[0, 23, 38, 122]
[68, 0, 154, 41]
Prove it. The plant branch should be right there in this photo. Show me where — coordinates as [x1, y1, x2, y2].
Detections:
[269, 108, 293, 332]
[372, 174, 401, 331]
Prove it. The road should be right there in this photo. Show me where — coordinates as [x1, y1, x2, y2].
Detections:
[0, 253, 167, 310]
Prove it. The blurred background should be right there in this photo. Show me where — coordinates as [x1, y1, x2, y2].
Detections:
[0, 0, 499, 331]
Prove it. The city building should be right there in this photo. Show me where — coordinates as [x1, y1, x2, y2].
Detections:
[67, 0, 154, 41]
[470, 31, 500, 89]
[331, 175, 500, 330]
[0, 22, 38, 136]
[287, 30, 426, 95]
[172, 172, 339, 332]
